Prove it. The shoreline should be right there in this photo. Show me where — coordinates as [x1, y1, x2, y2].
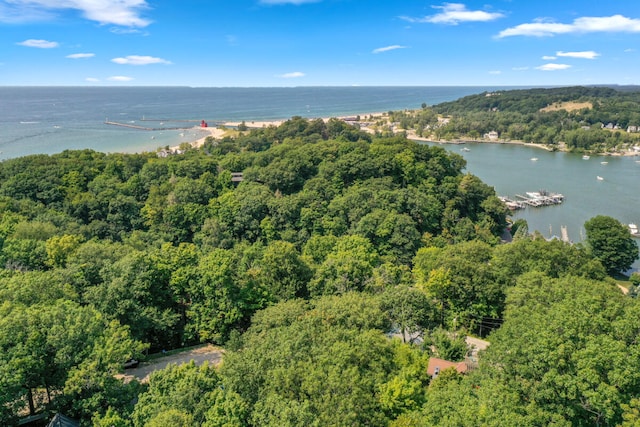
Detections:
[172, 114, 640, 158]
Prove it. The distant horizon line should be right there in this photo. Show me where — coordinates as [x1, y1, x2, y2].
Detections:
[1, 83, 636, 89]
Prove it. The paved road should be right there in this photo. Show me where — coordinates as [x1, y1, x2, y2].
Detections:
[119, 344, 224, 383]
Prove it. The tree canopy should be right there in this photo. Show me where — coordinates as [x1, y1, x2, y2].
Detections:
[0, 114, 636, 426]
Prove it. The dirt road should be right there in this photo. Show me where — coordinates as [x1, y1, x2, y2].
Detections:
[119, 344, 224, 384]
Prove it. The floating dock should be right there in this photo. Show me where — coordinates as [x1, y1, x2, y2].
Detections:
[498, 196, 525, 210]
[500, 191, 564, 209]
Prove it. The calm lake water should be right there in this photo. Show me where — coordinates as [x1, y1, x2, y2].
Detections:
[430, 141, 640, 249]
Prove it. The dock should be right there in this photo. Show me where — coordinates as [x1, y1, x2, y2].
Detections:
[498, 196, 525, 210]
[500, 191, 564, 209]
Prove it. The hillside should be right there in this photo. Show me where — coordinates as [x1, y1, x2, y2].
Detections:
[385, 86, 640, 153]
[0, 116, 638, 427]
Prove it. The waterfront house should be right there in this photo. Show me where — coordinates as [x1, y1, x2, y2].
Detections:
[484, 130, 499, 140]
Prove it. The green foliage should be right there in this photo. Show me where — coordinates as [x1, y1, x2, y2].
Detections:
[424, 328, 468, 361]
[257, 240, 312, 301]
[413, 240, 502, 331]
[0, 300, 146, 425]
[380, 285, 436, 343]
[585, 215, 639, 275]
[0, 114, 624, 425]
[491, 237, 606, 284]
[221, 294, 423, 426]
[131, 362, 228, 427]
[420, 86, 640, 152]
[309, 235, 380, 296]
[482, 272, 640, 425]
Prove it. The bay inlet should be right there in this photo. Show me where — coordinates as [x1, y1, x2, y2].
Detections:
[428, 141, 640, 252]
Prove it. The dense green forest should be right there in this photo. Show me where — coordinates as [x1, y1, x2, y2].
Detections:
[388, 86, 640, 153]
[0, 116, 638, 426]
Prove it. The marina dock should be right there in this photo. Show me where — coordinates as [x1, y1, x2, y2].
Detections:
[500, 191, 564, 210]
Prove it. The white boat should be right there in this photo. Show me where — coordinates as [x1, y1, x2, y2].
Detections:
[460, 147, 470, 152]
[530, 157, 538, 161]
[582, 155, 590, 160]
[630, 223, 639, 237]
[597, 176, 604, 181]
[601, 161, 608, 164]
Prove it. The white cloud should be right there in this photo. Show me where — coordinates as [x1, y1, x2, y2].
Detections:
[402, 3, 504, 25]
[556, 50, 599, 59]
[542, 55, 557, 60]
[536, 63, 571, 71]
[625, 48, 636, 53]
[512, 66, 529, 71]
[488, 70, 501, 75]
[0, 0, 151, 27]
[108, 76, 134, 81]
[277, 71, 305, 78]
[498, 14, 640, 38]
[372, 45, 407, 54]
[17, 39, 58, 48]
[67, 53, 95, 59]
[111, 55, 171, 65]
[259, 0, 319, 4]
[85, 77, 100, 82]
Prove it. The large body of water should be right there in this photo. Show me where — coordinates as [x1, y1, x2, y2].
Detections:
[0, 86, 514, 159]
[1, 86, 639, 257]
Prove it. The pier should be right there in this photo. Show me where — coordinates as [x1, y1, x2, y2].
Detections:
[105, 118, 225, 131]
[500, 191, 564, 210]
[104, 120, 196, 131]
[498, 196, 525, 210]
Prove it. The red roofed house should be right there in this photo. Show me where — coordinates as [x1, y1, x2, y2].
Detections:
[427, 357, 469, 378]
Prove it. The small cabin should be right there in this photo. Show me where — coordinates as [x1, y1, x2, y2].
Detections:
[200, 120, 208, 128]
[427, 357, 469, 379]
[231, 172, 244, 185]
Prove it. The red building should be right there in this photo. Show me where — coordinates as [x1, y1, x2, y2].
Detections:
[200, 120, 208, 128]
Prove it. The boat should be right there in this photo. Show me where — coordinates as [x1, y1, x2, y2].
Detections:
[630, 223, 640, 237]
[460, 147, 470, 152]
[597, 176, 604, 181]
[530, 157, 538, 161]
[601, 161, 608, 164]
[582, 155, 590, 160]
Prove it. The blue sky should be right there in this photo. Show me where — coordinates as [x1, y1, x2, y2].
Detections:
[3, 0, 640, 86]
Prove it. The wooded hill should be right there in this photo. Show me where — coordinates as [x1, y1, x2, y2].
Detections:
[389, 85, 640, 152]
[0, 116, 638, 426]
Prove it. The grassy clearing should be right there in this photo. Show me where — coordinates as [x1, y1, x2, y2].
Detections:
[540, 101, 593, 112]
